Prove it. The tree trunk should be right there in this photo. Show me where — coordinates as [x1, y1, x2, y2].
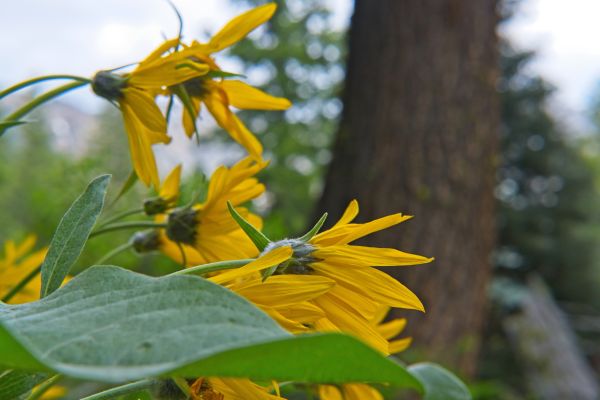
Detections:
[316, 0, 499, 376]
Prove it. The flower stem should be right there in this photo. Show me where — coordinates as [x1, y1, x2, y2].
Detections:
[94, 242, 134, 265]
[79, 379, 156, 400]
[171, 258, 254, 276]
[98, 208, 145, 228]
[0, 81, 89, 136]
[89, 221, 167, 239]
[0, 75, 91, 99]
[25, 374, 63, 400]
[1, 264, 41, 303]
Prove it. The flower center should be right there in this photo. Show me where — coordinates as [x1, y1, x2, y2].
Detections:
[91, 71, 127, 101]
[166, 207, 198, 245]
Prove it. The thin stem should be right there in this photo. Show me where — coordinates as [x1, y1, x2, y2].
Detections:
[171, 258, 254, 276]
[25, 374, 63, 400]
[0, 81, 88, 136]
[94, 242, 134, 265]
[98, 208, 145, 228]
[89, 221, 167, 239]
[1, 264, 41, 303]
[0, 75, 91, 99]
[80, 379, 155, 400]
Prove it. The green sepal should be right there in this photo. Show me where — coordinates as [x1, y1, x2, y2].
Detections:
[205, 70, 246, 80]
[261, 259, 288, 283]
[227, 201, 271, 251]
[298, 212, 328, 242]
[171, 84, 199, 141]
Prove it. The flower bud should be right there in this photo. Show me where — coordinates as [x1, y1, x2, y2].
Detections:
[144, 196, 170, 215]
[131, 230, 161, 253]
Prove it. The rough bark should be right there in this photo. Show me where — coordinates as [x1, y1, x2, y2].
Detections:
[316, 0, 499, 375]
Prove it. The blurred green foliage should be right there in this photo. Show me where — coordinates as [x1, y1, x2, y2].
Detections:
[0, 104, 180, 275]
[494, 44, 600, 303]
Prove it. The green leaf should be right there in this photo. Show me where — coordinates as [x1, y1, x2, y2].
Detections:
[0, 266, 288, 382]
[0, 267, 422, 393]
[0, 370, 47, 400]
[408, 363, 471, 400]
[298, 212, 328, 242]
[40, 175, 111, 298]
[174, 333, 422, 390]
[227, 201, 271, 251]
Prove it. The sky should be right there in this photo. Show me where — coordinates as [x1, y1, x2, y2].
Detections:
[1, 0, 599, 130]
[503, 0, 600, 129]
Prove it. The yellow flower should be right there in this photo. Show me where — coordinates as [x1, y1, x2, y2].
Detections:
[173, 3, 291, 160]
[37, 385, 67, 400]
[214, 200, 432, 354]
[154, 157, 267, 265]
[212, 268, 335, 333]
[191, 376, 285, 400]
[0, 235, 47, 304]
[92, 39, 209, 188]
[318, 383, 383, 400]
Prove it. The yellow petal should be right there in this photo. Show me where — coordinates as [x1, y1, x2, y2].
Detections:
[122, 89, 168, 137]
[318, 385, 343, 400]
[233, 275, 335, 307]
[158, 232, 208, 267]
[335, 200, 359, 227]
[222, 80, 291, 110]
[343, 384, 384, 400]
[277, 301, 326, 323]
[313, 245, 433, 267]
[159, 164, 182, 201]
[328, 284, 379, 320]
[203, 91, 263, 159]
[209, 246, 292, 285]
[120, 99, 161, 188]
[377, 318, 407, 339]
[138, 38, 180, 66]
[313, 292, 390, 354]
[313, 262, 425, 312]
[209, 377, 284, 400]
[7, 235, 36, 262]
[260, 306, 311, 332]
[208, 3, 277, 53]
[389, 337, 412, 354]
[312, 213, 412, 246]
[182, 96, 202, 138]
[370, 305, 391, 325]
